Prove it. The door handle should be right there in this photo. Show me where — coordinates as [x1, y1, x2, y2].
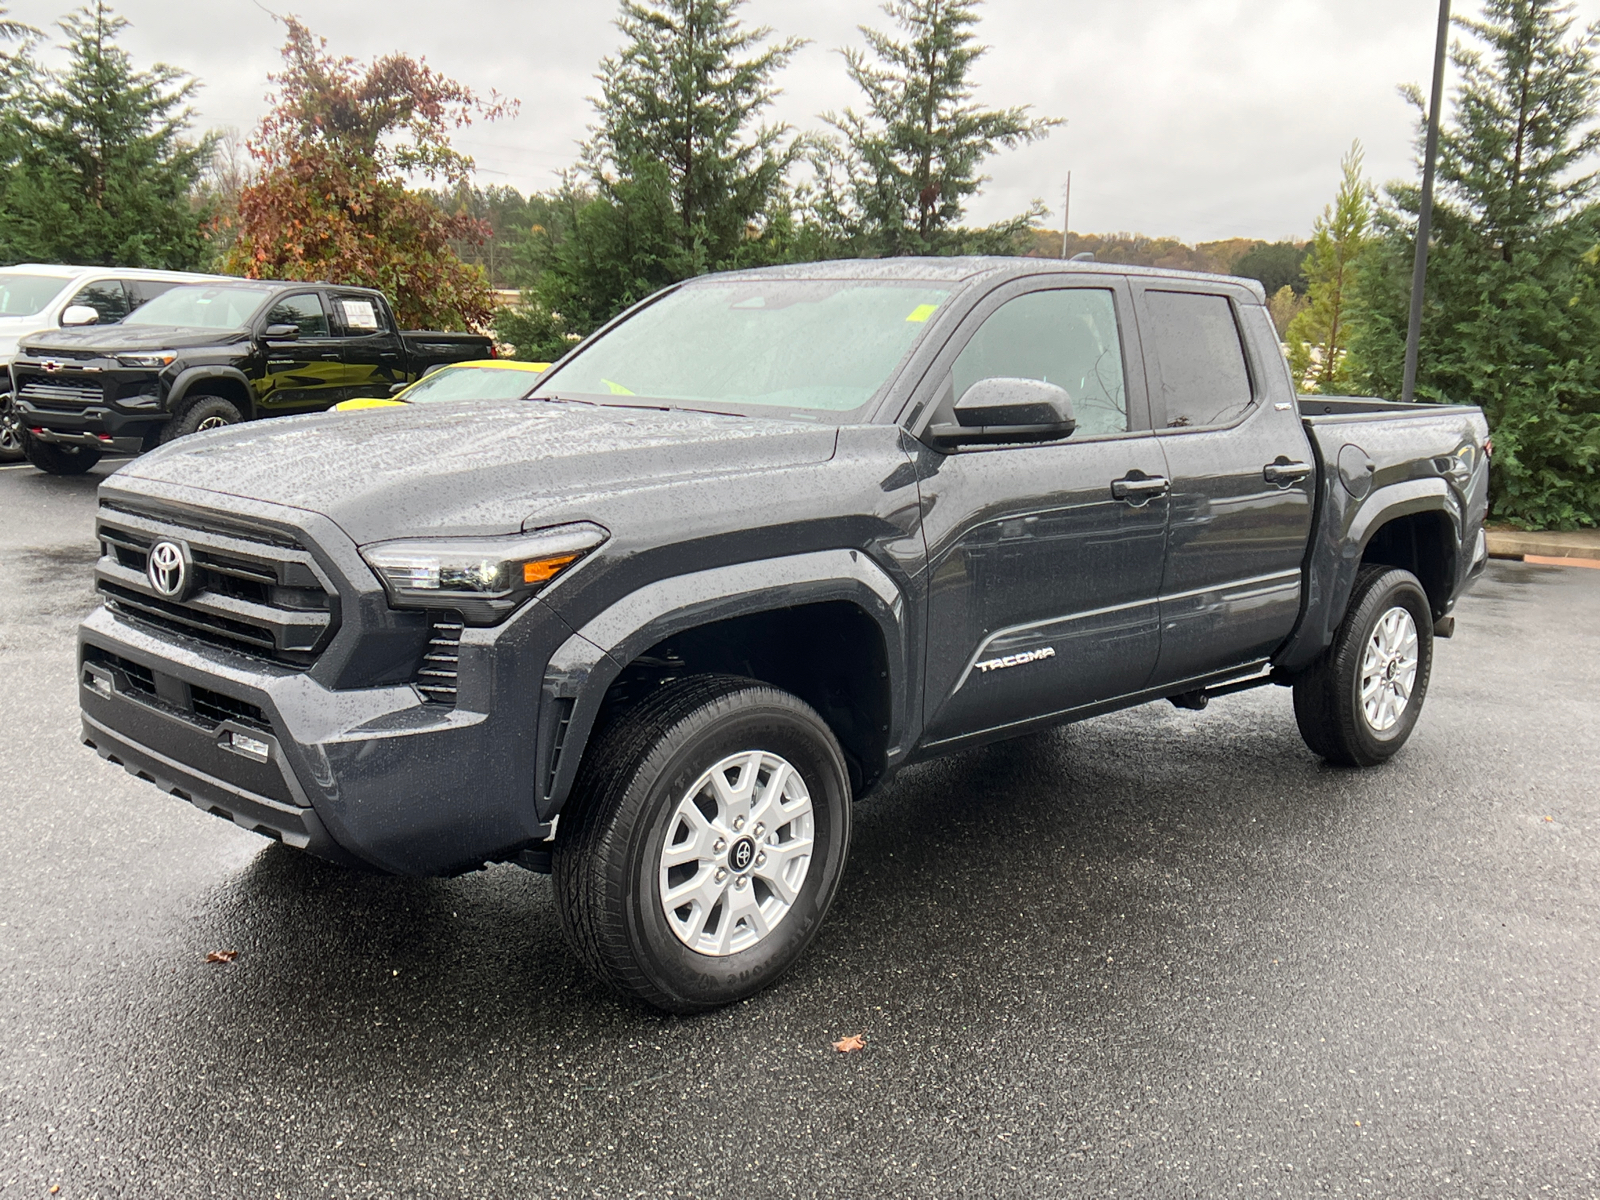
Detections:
[1110, 473, 1170, 504]
[319, 352, 342, 362]
[1263, 459, 1312, 485]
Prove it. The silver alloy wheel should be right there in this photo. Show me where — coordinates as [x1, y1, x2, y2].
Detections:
[0, 404, 20, 455]
[658, 750, 815, 957]
[196, 415, 232, 432]
[1359, 605, 1419, 733]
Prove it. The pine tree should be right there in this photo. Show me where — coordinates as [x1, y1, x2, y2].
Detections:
[585, 0, 804, 269]
[0, 2, 211, 268]
[1350, 0, 1600, 528]
[514, 0, 805, 358]
[827, 0, 1060, 255]
[1287, 142, 1372, 393]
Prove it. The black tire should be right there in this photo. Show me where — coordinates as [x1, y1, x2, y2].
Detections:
[21, 433, 100, 475]
[0, 391, 23, 463]
[553, 674, 852, 1013]
[1293, 565, 1435, 768]
[160, 394, 242, 444]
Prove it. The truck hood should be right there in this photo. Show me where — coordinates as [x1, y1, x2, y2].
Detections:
[22, 324, 247, 355]
[115, 398, 840, 543]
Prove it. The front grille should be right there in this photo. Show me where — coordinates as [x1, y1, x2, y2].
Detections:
[19, 379, 105, 409]
[415, 612, 462, 704]
[95, 503, 338, 669]
[84, 647, 268, 731]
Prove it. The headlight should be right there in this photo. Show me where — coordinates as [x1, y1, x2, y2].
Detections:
[360, 522, 607, 625]
[117, 350, 178, 368]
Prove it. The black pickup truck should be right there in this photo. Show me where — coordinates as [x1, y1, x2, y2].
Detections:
[75, 258, 1489, 1012]
[13, 280, 491, 474]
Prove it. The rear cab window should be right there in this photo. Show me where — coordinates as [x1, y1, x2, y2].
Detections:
[1141, 290, 1256, 430]
[331, 293, 392, 337]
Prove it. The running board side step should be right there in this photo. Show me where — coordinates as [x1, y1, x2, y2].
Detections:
[1168, 669, 1289, 712]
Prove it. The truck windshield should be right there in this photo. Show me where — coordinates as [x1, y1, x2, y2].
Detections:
[0, 273, 69, 317]
[533, 279, 952, 419]
[125, 284, 276, 330]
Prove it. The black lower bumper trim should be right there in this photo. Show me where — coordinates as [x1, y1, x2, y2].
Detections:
[82, 712, 365, 868]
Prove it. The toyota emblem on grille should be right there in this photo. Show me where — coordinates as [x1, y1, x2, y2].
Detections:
[146, 541, 189, 599]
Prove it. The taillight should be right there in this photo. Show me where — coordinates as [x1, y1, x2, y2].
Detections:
[488, 343, 498, 359]
[1483, 437, 1494, 457]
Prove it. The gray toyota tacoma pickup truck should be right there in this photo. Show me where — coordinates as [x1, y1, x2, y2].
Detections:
[77, 258, 1490, 1012]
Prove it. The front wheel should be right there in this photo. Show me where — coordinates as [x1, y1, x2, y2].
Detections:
[160, 394, 242, 444]
[0, 391, 23, 463]
[553, 675, 852, 1013]
[1293, 565, 1435, 767]
[21, 433, 100, 475]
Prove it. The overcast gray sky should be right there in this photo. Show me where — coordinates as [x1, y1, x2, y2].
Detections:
[10, 0, 1600, 242]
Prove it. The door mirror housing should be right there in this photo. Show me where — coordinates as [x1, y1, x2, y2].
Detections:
[928, 377, 1077, 447]
[60, 304, 100, 327]
[388, 382, 410, 396]
[263, 323, 300, 341]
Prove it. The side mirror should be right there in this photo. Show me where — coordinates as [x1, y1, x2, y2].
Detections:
[928, 377, 1077, 447]
[388, 382, 409, 396]
[263, 323, 299, 341]
[60, 305, 100, 327]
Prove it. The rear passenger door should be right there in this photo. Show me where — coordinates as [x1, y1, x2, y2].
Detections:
[256, 291, 347, 413]
[1133, 283, 1316, 687]
[916, 277, 1171, 746]
[331, 292, 408, 400]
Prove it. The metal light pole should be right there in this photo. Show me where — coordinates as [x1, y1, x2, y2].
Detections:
[1060, 173, 1072, 259]
[1402, 0, 1452, 404]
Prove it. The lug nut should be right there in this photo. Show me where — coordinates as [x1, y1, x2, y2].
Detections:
[733, 816, 745, 831]
[755, 853, 766, 867]
[713, 839, 725, 853]
[715, 867, 728, 882]
[753, 823, 765, 838]
[735, 876, 748, 890]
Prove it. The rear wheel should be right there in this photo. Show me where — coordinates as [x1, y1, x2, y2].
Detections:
[21, 433, 100, 475]
[0, 391, 23, 463]
[1293, 566, 1434, 767]
[160, 394, 242, 444]
[553, 675, 852, 1013]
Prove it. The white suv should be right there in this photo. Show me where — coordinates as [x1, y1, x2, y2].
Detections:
[0, 264, 224, 462]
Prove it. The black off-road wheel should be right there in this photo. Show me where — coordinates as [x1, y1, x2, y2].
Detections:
[21, 433, 100, 475]
[160, 394, 242, 444]
[553, 675, 853, 1013]
[1293, 565, 1435, 768]
[0, 391, 23, 463]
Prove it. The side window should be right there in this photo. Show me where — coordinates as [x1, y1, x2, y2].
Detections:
[947, 289, 1129, 437]
[332, 293, 387, 336]
[1144, 291, 1253, 429]
[263, 292, 330, 338]
[128, 279, 180, 308]
[66, 280, 132, 324]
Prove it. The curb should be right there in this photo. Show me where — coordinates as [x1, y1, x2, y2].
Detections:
[1486, 530, 1600, 566]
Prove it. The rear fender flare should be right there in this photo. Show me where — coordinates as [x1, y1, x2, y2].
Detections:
[1278, 478, 1458, 673]
[536, 549, 908, 820]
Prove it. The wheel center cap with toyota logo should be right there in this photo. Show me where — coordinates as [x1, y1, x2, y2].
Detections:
[728, 836, 756, 873]
[146, 540, 191, 600]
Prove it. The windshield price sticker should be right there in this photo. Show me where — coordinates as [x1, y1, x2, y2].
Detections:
[341, 299, 378, 330]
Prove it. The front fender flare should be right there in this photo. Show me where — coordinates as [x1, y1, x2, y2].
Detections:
[167, 365, 256, 418]
[536, 549, 909, 820]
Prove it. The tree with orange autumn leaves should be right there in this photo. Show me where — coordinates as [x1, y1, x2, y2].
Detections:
[219, 19, 514, 331]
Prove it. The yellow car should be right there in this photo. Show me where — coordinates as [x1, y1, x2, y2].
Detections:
[335, 359, 550, 411]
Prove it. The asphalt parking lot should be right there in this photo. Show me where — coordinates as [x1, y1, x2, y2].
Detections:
[0, 459, 1596, 1200]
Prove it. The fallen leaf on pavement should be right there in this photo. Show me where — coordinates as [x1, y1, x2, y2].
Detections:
[832, 1034, 865, 1053]
[205, 950, 238, 964]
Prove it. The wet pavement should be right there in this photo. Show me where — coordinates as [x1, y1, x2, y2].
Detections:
[1, 459, 1597, 1199]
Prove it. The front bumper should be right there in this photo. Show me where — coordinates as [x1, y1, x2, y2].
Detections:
[79, 602, 565, 877]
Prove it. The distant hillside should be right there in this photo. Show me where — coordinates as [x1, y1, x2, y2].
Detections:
[1020, 230, 1305, 282]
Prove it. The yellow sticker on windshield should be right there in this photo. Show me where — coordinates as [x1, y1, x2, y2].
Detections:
[905, 304, 939, 323]
[601, 378, 635, 395]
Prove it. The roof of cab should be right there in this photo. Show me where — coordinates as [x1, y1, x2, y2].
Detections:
[694, 255, 1266, 303]
[2, 263, 221, 282]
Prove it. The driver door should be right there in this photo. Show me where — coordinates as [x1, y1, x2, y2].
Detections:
[916, 278, 1170, 746]
[256, 291, 347, 413]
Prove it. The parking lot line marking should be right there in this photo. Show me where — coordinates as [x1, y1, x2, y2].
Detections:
[0, 463, 35, 471]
